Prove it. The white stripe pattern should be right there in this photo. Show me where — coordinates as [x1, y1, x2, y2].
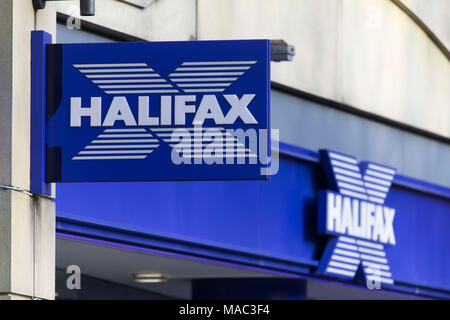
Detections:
[72, 155, 148, 160]
[324, 237, 361, 279]
[72, 128, 160, 160]
[73, 63, 147, 68]
[169, 61, 258, 93]
[361, 163, 396, 204]
[320, 153, 396, 284]
[326, 151, 396, 206]
[322, 236, 394, 284]
[328, 152, 368, 202]
[182, 61, 257, 66]
[73, 62, 179, 94]
[150, 127, 258, 160]
[171, 77, 238, 82]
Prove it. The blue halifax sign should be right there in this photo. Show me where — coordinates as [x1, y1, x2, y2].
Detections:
[43, 39, 271, 182]
[316, 150, 397, 287]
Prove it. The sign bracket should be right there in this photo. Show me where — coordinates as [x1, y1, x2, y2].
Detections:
[30, 30, 52, 195]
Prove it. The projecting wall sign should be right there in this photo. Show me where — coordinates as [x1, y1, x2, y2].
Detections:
[317, 149, 397, 286]
[39, 36, 270, 183]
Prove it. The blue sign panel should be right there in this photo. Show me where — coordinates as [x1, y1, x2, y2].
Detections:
[55, 143, 450, 298]
[316, 150, 397, 287]
[44, 40, 271, 182]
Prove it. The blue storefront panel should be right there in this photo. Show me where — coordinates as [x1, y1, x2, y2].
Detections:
[55, 143, 450, 298]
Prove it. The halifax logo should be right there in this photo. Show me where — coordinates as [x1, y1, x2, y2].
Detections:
[69, 61, 261, 162]
[44, 40, 271, 182]
[317, 150, 397, 287]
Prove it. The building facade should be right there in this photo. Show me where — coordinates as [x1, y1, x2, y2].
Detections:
[0, 0, 449, 299]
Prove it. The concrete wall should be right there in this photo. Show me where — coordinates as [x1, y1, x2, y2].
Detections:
[401, 0, 450, 50]
[197, 0, 450, 138]
[0, 0, 56, 300]
[56, 0, 196, 41]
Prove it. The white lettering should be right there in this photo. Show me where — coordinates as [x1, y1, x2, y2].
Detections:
[160, 95, 172, 125]
[372, 205, 384, 242]
[340, 196, 353, 235]
[383, 208, 396, 245]
[223, 94, 258, 124]
[69, 95, 259, 127]
[138, 96, 158, 126]
[325, 192, 396, 245]
[193, 95, 225, 125]
[70, 97, 102, 127]
[103, 96, 137, 126]
[327, 193, 341, 233]
[175, 95, 196, 125]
